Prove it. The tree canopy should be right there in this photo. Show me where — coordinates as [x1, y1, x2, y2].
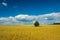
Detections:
[34, 21, 39, 27]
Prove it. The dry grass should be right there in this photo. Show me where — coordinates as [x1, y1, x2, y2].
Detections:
[0, 25, 60, 40]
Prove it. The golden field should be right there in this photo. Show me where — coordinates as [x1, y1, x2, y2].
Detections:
[0, 25, 60, 40]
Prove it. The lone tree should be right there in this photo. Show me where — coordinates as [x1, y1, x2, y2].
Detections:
[34, 21, 39, 27]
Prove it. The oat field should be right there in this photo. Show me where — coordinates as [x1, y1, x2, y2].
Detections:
[0, 25, 60, 40]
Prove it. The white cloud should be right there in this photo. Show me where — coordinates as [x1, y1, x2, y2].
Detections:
[2, 2, 7, 6]
[0, 12, 60, 25]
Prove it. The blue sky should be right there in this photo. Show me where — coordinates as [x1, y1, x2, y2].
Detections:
[0, 0, 60, 25]
[0, 0, 60, 17]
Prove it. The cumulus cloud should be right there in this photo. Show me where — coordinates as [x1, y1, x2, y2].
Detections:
[2, 2, 7, 6]
[0, 12, 60, 25]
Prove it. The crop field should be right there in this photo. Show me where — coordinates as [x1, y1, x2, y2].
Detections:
[0, 25, 60, 40]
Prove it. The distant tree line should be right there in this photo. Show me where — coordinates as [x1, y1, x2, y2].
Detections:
[33, 21, 60, 27]
[53, 23, 60, 25]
